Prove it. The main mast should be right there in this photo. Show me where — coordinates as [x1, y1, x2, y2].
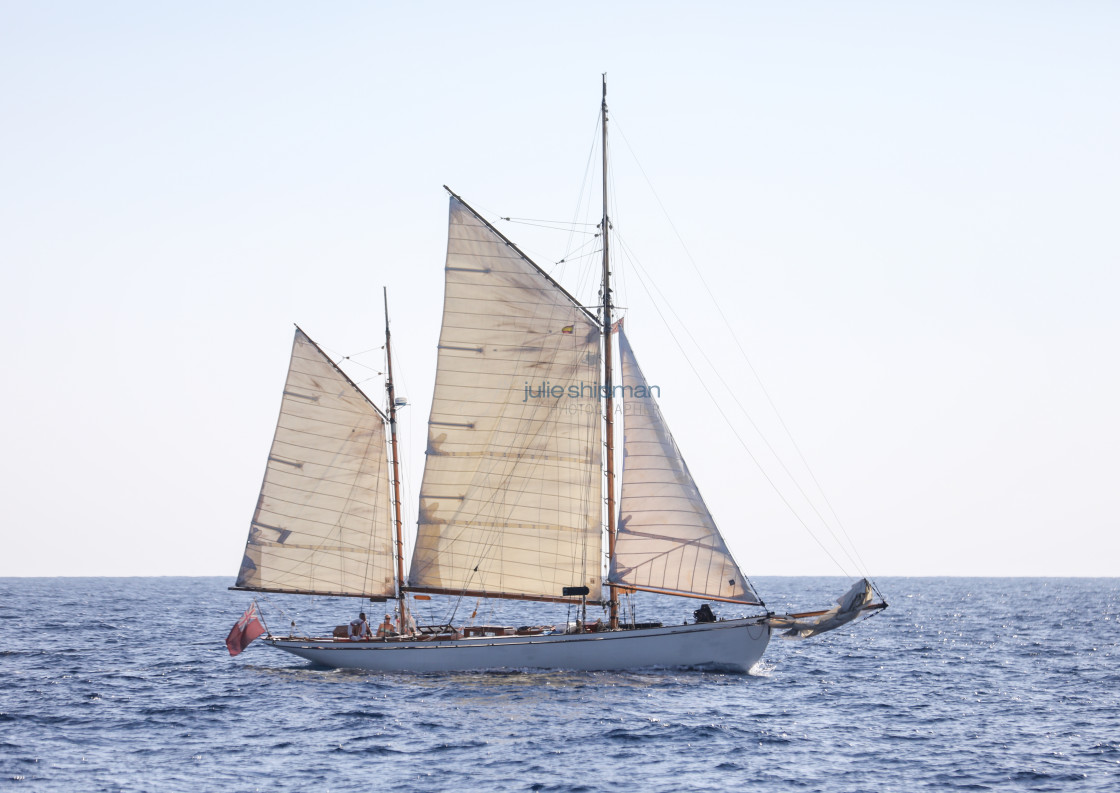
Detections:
[383, 287, 408, 630]
[601, 75, 619, 630]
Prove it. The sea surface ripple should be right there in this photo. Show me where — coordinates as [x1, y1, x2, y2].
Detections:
[1, 577, 1117, 791]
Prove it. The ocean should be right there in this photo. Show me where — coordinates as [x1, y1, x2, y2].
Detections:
[1, 577, 1117, 792]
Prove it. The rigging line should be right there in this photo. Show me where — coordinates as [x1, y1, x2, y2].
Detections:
[393, 394, 413, 577]
[615, 238, 858, 583]
[554, 234, 601, 265]
[387, 348, 416, 584]
[321, 346, 383, 376]
[574, 103, 607, 578]
[556, 247, 601, 265]
[602, 136, 627, 315]
[574, 244, 602, 320]
[605, 133, 629, 533]
[501, 219, 598, 235]
[565, 105, 604, 260]
[612, 117, 877, 588]
[552, 104, 606, 307]
[504, 217, 600, 226]
[381, 343, 401, 602]
[344, 344, 384, 359]
[615, 233, 871, 581]
[465, 199, 578, 278]
[503, 216, 598, 225]
[612, 220, 630, 324]
[344, 361, 383, 375]
[618, 238, 854, 579]
[360, 410, 389, 602]
[570, 187, 602, 302]
[601, 121, 622, 589]
[472, 215, 573, 279]
[610, 147, 877, 591]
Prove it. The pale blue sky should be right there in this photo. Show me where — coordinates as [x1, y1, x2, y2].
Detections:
[2, 2, 1117, 577]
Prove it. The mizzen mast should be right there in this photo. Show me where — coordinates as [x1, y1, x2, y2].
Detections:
[383, 287, 408, 629]
[600, 74, 620, 630]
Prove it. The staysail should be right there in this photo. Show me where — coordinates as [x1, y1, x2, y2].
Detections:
[409, 195, 603, 602]
[609, 328, 762, 605]
[235, 328, 396, 598]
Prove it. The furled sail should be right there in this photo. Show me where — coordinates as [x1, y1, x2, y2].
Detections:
[235, 328, 396, 598]
[409, 196, 603, 602]
[769, 579, 877, 638]
[609, 329, 761, 605]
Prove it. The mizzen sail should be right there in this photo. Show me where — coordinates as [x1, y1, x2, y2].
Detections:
[409, 196, 603, 602]
[235, 328, 396, 598]
[610, 328, 761, 605]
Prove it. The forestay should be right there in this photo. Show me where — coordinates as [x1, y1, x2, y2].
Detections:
[409, 197, 603, 602]
[235, 328, 396, 598]
[609, 329, 761, 605]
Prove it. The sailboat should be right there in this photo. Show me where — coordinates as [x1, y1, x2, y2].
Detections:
[230, 80, 886, 673]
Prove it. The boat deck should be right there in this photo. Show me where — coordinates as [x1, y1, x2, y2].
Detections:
[298, 620, 673, 644]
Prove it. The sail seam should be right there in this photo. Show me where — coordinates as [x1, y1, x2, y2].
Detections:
[268, 437, 381, 461]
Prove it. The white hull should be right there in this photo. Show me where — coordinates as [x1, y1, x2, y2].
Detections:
[265, 618, 771, 673]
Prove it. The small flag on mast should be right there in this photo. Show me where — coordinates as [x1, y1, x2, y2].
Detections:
[226, 602, 267, 656]
[561, 325, 574, 335]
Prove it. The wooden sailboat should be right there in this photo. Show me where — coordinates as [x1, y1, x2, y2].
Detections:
[230, 79, 885, 672]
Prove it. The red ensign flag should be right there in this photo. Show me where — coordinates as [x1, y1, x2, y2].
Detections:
[226, 602, 266, 656]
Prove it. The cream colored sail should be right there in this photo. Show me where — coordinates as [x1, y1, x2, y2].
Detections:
[235, 328, 396, 598]
[610, 329, 761, 605]
[409, 196, 603, 602]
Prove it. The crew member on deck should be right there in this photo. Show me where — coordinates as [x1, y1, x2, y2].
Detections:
[348, 612, 371, 641]
[377, 614, 395, 637]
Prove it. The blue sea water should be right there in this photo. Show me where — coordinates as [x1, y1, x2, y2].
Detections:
[1, 577, 1117, 792]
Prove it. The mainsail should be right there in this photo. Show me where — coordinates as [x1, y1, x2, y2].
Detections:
[409, 196, 603, 602]
[235, 328, 396, 598]
[609, 328, 761, 605]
